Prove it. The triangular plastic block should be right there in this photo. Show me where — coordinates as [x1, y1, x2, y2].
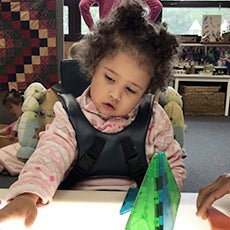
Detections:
[125, 152, 181, 230]
[120, 187, 139, 215]
[161, 152, 181, 230]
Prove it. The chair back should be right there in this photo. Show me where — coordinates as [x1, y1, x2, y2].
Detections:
[60, 59, 90, 98]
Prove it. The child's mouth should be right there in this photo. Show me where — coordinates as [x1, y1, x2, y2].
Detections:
[102, 103, 115, 111]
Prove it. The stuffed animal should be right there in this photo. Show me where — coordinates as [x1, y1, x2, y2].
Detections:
[16, 82, 46, 160]
[38, 87, 59, 129]
[157, 86, 185, 148]
[16, 82, 59, 161]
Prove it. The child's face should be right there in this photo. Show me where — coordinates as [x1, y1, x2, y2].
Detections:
[5, 102, 22, 118]
[90, 51, 151, 117]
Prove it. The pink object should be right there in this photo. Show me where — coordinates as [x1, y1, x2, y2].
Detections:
[79, 0, 162, 29]
[208, 207, 230, 230]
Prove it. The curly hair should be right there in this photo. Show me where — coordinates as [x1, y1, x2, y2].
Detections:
[2, 89, 24, 106]
[76, 0, 179, 94]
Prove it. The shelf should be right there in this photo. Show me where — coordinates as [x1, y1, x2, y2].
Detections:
[173, 65, 227, 69]
[173, 74, 230, 116]
[180, 43, 230, 47]
[194, 65, 227, 69]
[174, 74, 230, 78]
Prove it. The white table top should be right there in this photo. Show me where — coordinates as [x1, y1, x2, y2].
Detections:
[0, 189, 229, 230]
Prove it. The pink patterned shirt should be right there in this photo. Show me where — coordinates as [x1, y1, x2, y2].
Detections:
[7, 87, 186, 204]
[79, 0, 163, 30]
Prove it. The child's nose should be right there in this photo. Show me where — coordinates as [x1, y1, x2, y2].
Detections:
[109, 88, 121, 101]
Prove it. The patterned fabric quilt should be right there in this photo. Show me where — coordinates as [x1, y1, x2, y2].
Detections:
[0, 0, 59, 91]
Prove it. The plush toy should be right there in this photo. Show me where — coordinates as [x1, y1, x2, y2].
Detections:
[16, 82, 59, 161]
[16, 82, 46, 160]
[157, 86, 185, 149]
[39, 87, 59, 129]
[0, 83, 59, 176]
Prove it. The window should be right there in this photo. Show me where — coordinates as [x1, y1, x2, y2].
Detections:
[64, 0, 230, 41]
[63, 5, 69, 35]
[64, 0, 81, 41]
[162, 1, 230, 35]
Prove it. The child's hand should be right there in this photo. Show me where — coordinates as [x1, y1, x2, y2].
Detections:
[196, 173, 230, 219]
[0, 193, 39, 228]
[8, 130, 17, 141]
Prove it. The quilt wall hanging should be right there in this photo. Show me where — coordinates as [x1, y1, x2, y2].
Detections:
[0, 0, 59, 91]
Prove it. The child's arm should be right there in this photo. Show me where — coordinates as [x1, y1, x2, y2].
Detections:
[0, 193, 39, 227]
[0, 121, 18, 140]
[79, 0, 96, 30]
[6, 101, 77, 205]
[147, 102, 186, 190]
[144, 0, 163, 22]
[0, 121, 16, 136]
[0, 127, 8, 136]
[8, 130, 18, 141]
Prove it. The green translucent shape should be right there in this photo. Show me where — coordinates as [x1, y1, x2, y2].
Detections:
[125, 152, 181, 230]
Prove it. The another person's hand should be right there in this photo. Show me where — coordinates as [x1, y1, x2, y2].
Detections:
[0, 193, 39, 228]
[196, 173, 230, 219]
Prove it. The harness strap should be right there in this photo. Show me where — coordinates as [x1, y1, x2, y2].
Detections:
[59, 136, 105, 189]
[120, 137, 146, 188]
[52, 84, 153, 189]
[77, 136, 105, 173]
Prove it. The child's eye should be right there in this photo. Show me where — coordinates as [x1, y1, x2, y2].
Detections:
[105, 75, 115, 82]
[127, 87, 136, 94]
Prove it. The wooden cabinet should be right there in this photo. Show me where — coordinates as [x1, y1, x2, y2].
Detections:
[173, 74, 230, 116]
[176, 43, 230, 74]
[173, 43, 230, 116]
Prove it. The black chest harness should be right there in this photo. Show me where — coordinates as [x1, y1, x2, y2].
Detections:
[57, 92, 154, 189]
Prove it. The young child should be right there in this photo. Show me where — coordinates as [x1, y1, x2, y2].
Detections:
[0, 0, 186, 227]
[0, 89, 23, 141]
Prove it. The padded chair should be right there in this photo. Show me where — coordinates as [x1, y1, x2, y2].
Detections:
[60, 59, 89, 98]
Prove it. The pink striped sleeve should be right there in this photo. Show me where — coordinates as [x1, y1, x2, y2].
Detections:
[7, 101, 77, 204]
[146, 102, 186, 190]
